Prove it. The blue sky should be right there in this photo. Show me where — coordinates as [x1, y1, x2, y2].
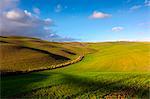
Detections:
[1, 0, 150, 41]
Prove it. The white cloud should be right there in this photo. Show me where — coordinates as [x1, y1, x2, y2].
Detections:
[33, 7, 40, 14]
[130, 5, 142, 10]
[0, 0, 54, 38]
[0, 1, 75, 41]
[112, 26, 124, 32]
[129, 0, 150, 11]
[24, 10, 32, 16]
[44, 18, 52, 23]
[55, 4, 62, 12]
[5, 9, 24, 20]
[0, 9, 54, 37]
[89, 11, 111, 19]
[44, 27, 50, 30]
[145, 0, 150, 7]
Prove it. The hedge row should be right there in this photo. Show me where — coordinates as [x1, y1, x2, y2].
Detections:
[1, 55, 84, 76]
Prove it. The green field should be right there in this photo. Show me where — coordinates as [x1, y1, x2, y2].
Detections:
[1, 36, 150, 98]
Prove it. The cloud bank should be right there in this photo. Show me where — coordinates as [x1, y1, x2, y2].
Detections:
[0, 0, 75, 41]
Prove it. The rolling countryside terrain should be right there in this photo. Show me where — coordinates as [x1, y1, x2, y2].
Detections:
[1, 36, 150, 98]
[0, 36, 90, 74]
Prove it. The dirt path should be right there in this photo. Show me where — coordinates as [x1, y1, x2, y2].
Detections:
[103, 91, 138, 99]
[104, 93, 127, 99]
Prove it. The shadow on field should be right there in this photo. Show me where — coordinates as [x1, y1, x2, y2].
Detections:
[1, 72, 54, 98]
[20, 46, 70, 60]
[59, 73, 149, 98]
[1, 72, 149, 98]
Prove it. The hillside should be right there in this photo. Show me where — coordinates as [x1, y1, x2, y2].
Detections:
[63, 42, 150, 72]
[1, 36, 150, 98]
[0, 36, 90, 74]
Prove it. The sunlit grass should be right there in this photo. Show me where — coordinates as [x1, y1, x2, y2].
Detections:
[1, 36, 150, 98]
[0, 36, 86, 73]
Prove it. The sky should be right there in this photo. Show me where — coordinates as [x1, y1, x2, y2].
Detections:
[0, 0, 150, 42]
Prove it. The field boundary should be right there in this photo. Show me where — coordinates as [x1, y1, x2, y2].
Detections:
[1, 55, 84, 76]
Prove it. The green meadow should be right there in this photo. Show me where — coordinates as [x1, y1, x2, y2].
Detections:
[1, 36, 150, 98]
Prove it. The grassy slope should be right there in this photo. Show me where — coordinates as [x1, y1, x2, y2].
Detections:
[62, 42, 150, 72]
[0, 36, 87, 72]
[1, 39, 150, 98]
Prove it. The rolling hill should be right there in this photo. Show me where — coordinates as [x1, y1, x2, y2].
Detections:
[0, 36, 90, 74]
[1, 36, 150, 98]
